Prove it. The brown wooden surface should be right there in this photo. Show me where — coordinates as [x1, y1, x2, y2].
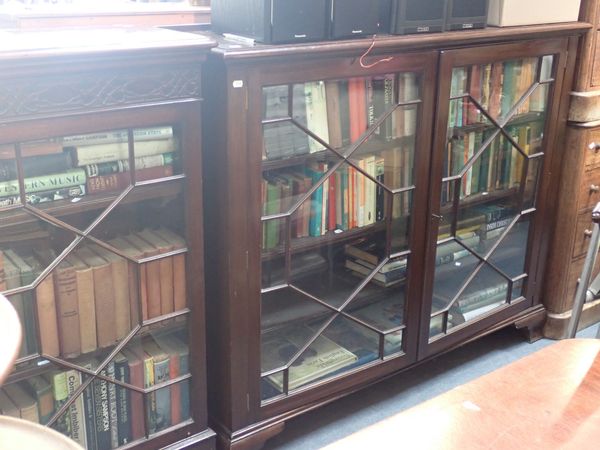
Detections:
[0, 4, 210, 29]
[205, 22, 590, 61]
[323, 339, 600, 450]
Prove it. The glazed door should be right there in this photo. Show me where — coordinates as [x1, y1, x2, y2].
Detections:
[243, 51, 437, 416]
[420, 38, 570, 357]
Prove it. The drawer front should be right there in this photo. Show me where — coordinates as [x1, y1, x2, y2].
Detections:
[573, 212, 597, 259]
[566, 256, 600, 302]
[579, 166, 600, 211]
[586, 129, 600, 168]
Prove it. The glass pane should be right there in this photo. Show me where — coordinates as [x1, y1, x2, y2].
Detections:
[320, 315, 380, 368]
[465, 58, 539, 122]
[438, 180, 457, 240]
[262, 160, 337, 216]
[448, 265, 509, 328]
[261, 217, 286, 258]
[262, 320, 358, 392]
[116, 321, 191, 436]
[432, 241, 480, 305]
[263, 121, 328, 160]
[348, 280, 406, 356]
[540, 55, 554, 82]
[348, 105, 416, 191]
[392, 191, 413, 254]
[512, 278, 526, 300]
[505, 91, 548, 157]
[523, 156, 543, 209]
[19, 138, 86, 206]
[447, 97, 492, 133]
[487, 216, 531, 278]
[0, 145, 20, 207]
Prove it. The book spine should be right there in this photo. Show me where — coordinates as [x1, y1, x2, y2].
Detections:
[143, 356, 155, 434]
[107, 362, 119, 448]
[179, 348, 190, 421]
[0, 152, 72, 181]
[64, 127, 173, 147]
[128, 356, 145, 440]
[36, 274, 60, 357]
[74, 265, 97, 354]
[85, 152, 175, 177]
[93, 263, 116, 349]
[86, 165, 174, 194]
[73, 139, 176, 167]
[93, 367, 112, 450]
[152, 358, 171, 432]
[66, 370, 87, 447]
[115, 359, 132, 446]
[51, 372, 72, 437]
[0, 169, 86, 198]
[80, 361, 97, 450]
[54, 267, 81, 358]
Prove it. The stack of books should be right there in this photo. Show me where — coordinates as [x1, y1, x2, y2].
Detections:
[0, 126, 178, 207]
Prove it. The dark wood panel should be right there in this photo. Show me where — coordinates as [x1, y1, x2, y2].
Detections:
[573, 211, 596, 258]
[579, 165, 600, 210]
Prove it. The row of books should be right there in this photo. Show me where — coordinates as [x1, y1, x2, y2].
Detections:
[0, 126, 178, 207]
[445, 122, 541, 199]
[262, 73, 418, 161]
[0, 333, 190, 450]
[449, 57, 550, 129]
[0, 227, 187, 360]
[262, 148, 413, 250]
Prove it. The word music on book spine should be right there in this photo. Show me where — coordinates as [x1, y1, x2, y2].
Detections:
[0, 126, 178, 206]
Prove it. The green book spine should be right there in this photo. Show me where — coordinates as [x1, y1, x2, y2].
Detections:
[264, 181, 281, 250]
[47, 371, 72, 438]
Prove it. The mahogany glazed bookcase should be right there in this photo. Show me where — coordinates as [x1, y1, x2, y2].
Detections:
[0, 28, 216, 449]
[201, 22, 588, 449]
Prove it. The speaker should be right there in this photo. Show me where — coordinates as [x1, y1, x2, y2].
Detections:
[445, 0, 488, 31]
[391, 0, 447, 35]
[329, 0, 380, 39]
[211, 0, 328, 44]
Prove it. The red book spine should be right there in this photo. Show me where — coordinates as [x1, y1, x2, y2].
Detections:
[127, 352, 145, 440]
[86, 165, 174, 194]
[168, 353, 181, 425]
[328, 173, 336, 231]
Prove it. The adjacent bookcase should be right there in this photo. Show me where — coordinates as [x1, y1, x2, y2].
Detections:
[201, 23, 585, 450]
[0, 29, 216, 449]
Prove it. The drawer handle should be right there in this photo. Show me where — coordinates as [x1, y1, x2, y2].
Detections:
[584, 229, 593, 237]
[591, 184, 600, 193]
[589, 142, 600, 152]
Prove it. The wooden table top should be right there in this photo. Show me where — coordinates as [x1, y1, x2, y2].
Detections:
[324, 339, 600, 450]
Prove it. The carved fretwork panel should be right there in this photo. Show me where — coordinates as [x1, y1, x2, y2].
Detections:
[0, 66, 201, 121]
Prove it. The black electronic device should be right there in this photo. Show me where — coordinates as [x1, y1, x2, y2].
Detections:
[329, 0, 381, 39]
[445, 0, 488, 31]
[211, 0, 328, 44]
[391, 0, 447, 35]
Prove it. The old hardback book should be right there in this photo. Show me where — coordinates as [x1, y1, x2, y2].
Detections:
[137, 229, 175, 316]
[35, 249, 81, 358]
[76, 246, 116, 349]
[123, 233, 162, 320]
[90, 244, 131, 340]
[0, 389, 19, 417]
[107, 236, 142, 325]
[24, 255, 60, 357]
[120, 347, 145, 441]
[144, 337, 172, 433]
[4, 249, 38, 356]
[45, 371, 71, 436]
[153, 228, 187, 312]
[66, 254, 98, 354]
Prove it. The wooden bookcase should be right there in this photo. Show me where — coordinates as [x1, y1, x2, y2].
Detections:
[0, 28, 216, 450]
[200, 23, 587, 449]
[544, 0, 600, 338]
